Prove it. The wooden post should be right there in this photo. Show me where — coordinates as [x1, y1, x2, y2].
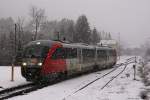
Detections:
[133, 64, 136, 80]
[15, 24, 17, 55]
[11, 64, 14, 81]
[11, 24, 17, 82]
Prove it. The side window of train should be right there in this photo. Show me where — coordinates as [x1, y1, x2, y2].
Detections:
[72, 48, 77, 58]
[65, 48, 77, 59]
[82, 49, 87, 58]
[82, 49, 94, 58]
[89, 49, 95, 58]
[64, 48, 70, 58]
[97, 50, 106, 58]
[97, 50, 103, 58]
[52, 48, 65, 59]
[97, 50, 101, 58]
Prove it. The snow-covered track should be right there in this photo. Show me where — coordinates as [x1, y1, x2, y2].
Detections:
[101, 59, 136, 90]
[101, 63, 128, 90]
[62, 57, 137, 100]
[73, 57, 136, 94]
[0, 78, 65, 100]
[73, 63, 124, 94]
[0, 83, 36, 99]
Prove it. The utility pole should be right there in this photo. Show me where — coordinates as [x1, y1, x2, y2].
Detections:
[133, 56, 137, 80]
[118, 32, 120, 60]
[11, 24, 17, 82]
[15, 24, 17, 55]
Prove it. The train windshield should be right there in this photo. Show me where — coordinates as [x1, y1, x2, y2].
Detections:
[23, 45, 50, 58]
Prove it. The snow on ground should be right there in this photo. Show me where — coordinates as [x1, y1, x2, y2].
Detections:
[0, 56, 145, 100]
[0, 66, 28, 90]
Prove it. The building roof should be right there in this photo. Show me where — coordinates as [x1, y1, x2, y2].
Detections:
[98, 40, 117, 45]
[97, 40, 117, 48]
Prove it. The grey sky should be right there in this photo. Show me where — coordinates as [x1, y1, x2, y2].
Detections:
[0, 0, 150, 48]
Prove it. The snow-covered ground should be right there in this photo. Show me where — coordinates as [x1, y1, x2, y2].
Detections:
[0, 66, 28, 90]
[0, 56, 145, 100]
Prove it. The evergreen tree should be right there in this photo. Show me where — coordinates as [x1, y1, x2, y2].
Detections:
[91, 27, 100, 45]
[74, 15, 91, 44]
[66, 20, 75, 42]
[108, 32, 112, 40]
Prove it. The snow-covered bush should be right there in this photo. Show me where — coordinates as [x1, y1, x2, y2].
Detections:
[140, 90, 148, 100]
[138, 62, 150, 86]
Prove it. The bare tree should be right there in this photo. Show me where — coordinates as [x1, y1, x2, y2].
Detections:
[16, 17, 25, 51]
[29, 6, 46, 40]
[16, 17, 24, 32]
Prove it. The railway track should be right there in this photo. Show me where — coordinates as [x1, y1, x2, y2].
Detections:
[75, 57, 136, 93]
[0, 81, 59, 100]
[0, 83, 36, 99]
[63, 57, 137, 99]
[73, 63, 124, 94]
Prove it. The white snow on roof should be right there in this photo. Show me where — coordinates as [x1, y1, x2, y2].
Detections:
[97, 40, 118, 49]
[98, 40, 117, 45]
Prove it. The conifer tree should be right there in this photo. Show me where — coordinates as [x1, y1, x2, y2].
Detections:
[74, 15, 91, 44]
[91, 27, 100, 45]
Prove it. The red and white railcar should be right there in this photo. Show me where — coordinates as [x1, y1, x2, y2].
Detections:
[20, 40, 117, 82]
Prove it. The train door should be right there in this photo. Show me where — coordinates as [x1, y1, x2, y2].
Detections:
[106, 50, 109, 67]
[65, 47, 78, 75]
[97, 49, 105, 69]
[95, 48, 98, 65]
[102, 50, 107, 68]
[77, 48, 82, 72]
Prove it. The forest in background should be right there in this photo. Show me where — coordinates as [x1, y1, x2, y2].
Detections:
[0, 6, 112, 65]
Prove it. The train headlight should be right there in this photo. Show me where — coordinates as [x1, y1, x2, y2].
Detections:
[22, 62, 27, 66]
[38, 62, 42, 66]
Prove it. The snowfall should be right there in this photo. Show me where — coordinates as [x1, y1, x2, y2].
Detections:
[0, 56, 146, 100]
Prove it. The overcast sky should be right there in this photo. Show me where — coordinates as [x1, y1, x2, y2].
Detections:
[0, 0, 150, 48]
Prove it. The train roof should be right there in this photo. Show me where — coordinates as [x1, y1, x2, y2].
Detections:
[25, 40, 114, 50]
[25, 40, 56, 47]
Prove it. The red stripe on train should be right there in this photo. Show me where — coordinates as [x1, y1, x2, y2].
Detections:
[41, 42, 67, 75]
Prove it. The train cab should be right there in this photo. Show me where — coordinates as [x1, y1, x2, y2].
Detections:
[21, 40, 52, 81]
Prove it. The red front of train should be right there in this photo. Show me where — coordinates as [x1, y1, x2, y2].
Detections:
[21, 40, 67, 81]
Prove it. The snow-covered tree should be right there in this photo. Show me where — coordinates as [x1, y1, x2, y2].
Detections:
[74, 15, 91, 44]
[108, 32, 112, 40]
[91, 27, 100, 45]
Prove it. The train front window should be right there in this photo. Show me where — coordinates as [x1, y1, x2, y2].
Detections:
[23, 46, 50, 58]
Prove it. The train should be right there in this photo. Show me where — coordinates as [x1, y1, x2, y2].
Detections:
[20, 40, 117, 82]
